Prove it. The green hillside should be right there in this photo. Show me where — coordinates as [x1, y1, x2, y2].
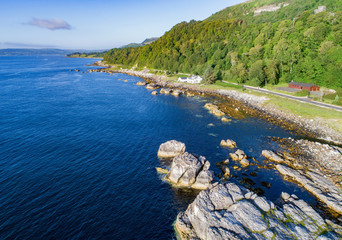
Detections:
[104, 0, 342, 88]
[120, 37, 159, 48]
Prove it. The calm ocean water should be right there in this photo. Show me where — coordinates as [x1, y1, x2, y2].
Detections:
[0, 55, 315, 239]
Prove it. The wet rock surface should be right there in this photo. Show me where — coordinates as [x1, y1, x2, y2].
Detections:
[262, 150, 284, 163]
[172, 89, 183, 96]
[276, 138, 342, 187]
[160, 88, 172, 94]
[204, 103, 225, 117]
[145, 83, 159, 90]
[220, 139, 237, 148]
[229, 149, 247, 161]
[176, 182, 342, 240]
[276, 164, 342, 215]
[136, 81, 146, 86]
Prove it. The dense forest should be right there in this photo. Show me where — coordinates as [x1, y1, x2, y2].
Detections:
[67, 51, 107, 58]
[104, 0, 342, 88]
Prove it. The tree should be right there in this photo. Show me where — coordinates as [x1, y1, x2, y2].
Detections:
[248, 60, 265, 86]
[264, 60, 279, 85]
[201, 66, 217, 84]
[231, 62, 247, 84]
[273, 39, 289, 77]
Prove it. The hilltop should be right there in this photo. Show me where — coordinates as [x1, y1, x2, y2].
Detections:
[103, 0, 342, 91]
[120, 37, 159, 48]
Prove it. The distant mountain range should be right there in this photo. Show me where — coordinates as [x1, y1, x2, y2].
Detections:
[0, 48, 108, 56]
[0, 48, 76, 56]
[120, 37, 159, 48]
[66, 37, 159, 58]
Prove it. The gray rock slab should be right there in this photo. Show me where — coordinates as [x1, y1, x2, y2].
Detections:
[157, 140, 185, 158]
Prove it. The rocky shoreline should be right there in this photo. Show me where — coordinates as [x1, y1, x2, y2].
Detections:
[89, 64, 342, 184]
[89, 63, 342, 146]
[176, 182, 342, 240]
[88, 63, 342, 239]
[156, 140, 342, 239]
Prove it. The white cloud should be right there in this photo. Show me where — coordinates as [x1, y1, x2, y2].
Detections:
[27, 18, 71, 30]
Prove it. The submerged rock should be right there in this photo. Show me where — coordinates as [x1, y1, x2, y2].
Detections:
[220, 139, 237, 148]
[175, 182, 342, 240]
[221, 117, 232, 122]
[155, 167, 169, 174]
[211, 108, 225, 117]
[204, 103, 218, 111]
[157, 140, 186, 159]
[204, 103, 226, 117]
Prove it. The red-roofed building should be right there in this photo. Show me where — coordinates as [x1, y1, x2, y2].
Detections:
[289, 81, 320, 91]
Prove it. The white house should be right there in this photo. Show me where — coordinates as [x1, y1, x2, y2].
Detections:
[178, 75, 203, 84]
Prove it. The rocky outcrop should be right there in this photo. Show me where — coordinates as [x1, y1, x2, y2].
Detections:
[220, 139, 237, 148]
[168, 152, 214, 189]
[155, 167, 169, 174]
[172, 89, 183, 96]
[157, 140, 186, 159]
[136, 81, 147, 86]
[240, 158, 250, 167]
[151, 91, 158, 95]
[204, 103, 225, 117]
[276, 164, 342, 215]
[221, 117, 232, 122]
[176, 182, 342, 240]
[229, 149, 247, 161]
[262, 150, 284, 163]
[254, 2, 290, 16]
[146, 83, 159, 90]
[315, 5, 326, 14]
[277, 138, 342, 186]
[160, 88, 172, 94]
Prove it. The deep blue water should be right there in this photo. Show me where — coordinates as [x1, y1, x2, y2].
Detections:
[0, 55, 316, 239]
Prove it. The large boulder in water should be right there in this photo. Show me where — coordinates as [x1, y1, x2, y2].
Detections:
[168, 152, 203, 185]
[157, 140, 186, 159]
[168, 152, 214, 189]
[220, 139, 237, 148]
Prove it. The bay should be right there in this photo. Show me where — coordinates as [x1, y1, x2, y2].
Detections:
[0, 55, 314, 239]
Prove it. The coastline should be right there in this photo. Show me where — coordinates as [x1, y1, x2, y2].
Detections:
[88, 62, 342, 237]
[90, 62, 342, 147]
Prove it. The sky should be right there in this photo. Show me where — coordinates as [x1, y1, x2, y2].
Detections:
[1, 0, 245, 50]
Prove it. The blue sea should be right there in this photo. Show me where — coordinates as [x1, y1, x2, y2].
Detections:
[0, 55, 315, 239]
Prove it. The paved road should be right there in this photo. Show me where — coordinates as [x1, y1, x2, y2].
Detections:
[222, 81, 342, 112]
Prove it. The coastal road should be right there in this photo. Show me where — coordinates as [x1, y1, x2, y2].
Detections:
[223, 81, 342, 112]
